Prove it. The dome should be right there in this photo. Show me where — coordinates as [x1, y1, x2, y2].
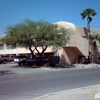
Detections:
[55, 21, 77, 33]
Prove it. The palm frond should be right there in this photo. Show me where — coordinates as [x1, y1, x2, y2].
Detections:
[81, 8, 97, 20]
[89, 32, 100, 42]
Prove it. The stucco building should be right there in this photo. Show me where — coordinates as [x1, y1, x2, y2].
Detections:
[0, 21, 100, 64]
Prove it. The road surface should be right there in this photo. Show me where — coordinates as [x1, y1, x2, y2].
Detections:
[0, 66, 100, 100]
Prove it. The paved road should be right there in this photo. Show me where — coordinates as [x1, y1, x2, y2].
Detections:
[0, 64, 100, 100]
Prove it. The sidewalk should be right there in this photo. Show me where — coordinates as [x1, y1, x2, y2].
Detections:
[33, 84, 100, 100]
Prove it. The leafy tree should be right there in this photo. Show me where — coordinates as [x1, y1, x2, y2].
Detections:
[0, 20, 36, 56]
[34, 21, 69, 54]
[89, 32, 100, 63]
[0, 19, 70, 65]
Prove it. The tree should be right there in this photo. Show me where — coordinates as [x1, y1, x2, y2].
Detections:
[81, 8, 97, 63]
[0, 19, 70, 66]
[0, 20, 36, 56]
[89, 32, 100, 63]
[81, 8, 97, 34]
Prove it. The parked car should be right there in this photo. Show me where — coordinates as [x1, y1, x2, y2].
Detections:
[26, 55, 49, 66]
[14, 55, 26, 65]
[0, 55, 14, 64]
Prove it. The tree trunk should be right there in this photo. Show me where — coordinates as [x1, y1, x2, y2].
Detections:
[34, 46, 48, 66]
[87, 17, 90, 37]
[29, 47, 35, 58]
[91, 43, 94, 63]
[87, 17, 91, 63]
[39, 46, 48, 66]
[91, 42, 96, 63]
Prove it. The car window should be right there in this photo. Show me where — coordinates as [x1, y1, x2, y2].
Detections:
[26, 55, 37, 59]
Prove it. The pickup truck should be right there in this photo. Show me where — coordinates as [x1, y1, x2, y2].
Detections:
[14, 55, 49, 66]
[26, 55, 49, 66]
[0, 55, 14, 64]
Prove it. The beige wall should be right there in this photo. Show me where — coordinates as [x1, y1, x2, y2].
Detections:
[54, 22, 87, 64]
[76, 26, 100, 58]
[55, 21, 89, 58]
[55, 22, 100, 64]
[69, 27, 89, 58]
[63, 47, 79, 64]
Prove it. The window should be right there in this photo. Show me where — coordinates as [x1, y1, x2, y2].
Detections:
[19, 44, 25, 48]
[0, 46, 4, 50]
[6, 45, 15, 49]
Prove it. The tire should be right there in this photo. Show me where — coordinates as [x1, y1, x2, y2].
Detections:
[18, 61, 26, 66]
[23, 60, 26, 65]
[3, 60, 7, 64]
[18, 62, 21, 65]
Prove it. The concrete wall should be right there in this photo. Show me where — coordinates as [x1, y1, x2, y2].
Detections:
[1, 46, 54, 55]
[69, 26, 89, 58]
[76, 26, 100, 59]
[55, 21, 89, 64]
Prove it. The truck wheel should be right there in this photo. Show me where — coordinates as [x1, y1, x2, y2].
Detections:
[23, 60, 26, 65]
[18, 62, 25, 66]
[3, 60, 7, 64]
[18, 62, 21, 65]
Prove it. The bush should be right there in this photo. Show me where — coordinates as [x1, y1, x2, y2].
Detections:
[93, 58, 100, 64]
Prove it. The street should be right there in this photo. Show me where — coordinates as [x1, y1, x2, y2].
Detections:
[0, 63, 100, 100]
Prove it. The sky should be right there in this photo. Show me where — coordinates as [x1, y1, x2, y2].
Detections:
[0, 0, 100, 35]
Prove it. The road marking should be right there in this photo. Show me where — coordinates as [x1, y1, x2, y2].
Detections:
[33, 84, 100, 100]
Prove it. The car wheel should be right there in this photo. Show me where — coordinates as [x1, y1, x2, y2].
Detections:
[3, 60, 7, 64]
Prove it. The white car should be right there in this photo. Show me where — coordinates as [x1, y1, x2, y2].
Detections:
[14, 55, 26, 65]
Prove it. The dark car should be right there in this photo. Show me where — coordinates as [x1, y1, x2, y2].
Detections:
[26, 55, 37, 66]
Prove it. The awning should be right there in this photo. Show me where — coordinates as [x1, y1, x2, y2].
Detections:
[64, 46, 84, 56]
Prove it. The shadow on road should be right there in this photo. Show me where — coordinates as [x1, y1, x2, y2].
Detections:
[0, 70, 15, 76]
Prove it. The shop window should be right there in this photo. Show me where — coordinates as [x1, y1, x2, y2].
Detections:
[0, 46, 4, 50]
[6, 45, 15, 49]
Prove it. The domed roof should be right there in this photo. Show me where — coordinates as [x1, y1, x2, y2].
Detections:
[55, 21, 77, 32]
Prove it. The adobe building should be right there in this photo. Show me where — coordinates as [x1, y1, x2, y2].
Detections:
[55, 21, 100, 64]
[0, 21, 100, 64]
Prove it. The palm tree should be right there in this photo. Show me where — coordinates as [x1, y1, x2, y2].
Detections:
[81, 8, 97, 34]
[89, 32, 100, 63]
[81, 8, 97, 63]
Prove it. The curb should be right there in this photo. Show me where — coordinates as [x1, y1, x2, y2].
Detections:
[33, 84, 100, 100]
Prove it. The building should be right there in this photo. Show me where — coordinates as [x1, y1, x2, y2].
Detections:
[0, 21, 100, 64]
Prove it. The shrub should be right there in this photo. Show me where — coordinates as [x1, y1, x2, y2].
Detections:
[93, 58, 100, 64]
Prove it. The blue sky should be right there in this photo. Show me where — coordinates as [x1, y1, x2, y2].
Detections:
[0, 0, 100, 35]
